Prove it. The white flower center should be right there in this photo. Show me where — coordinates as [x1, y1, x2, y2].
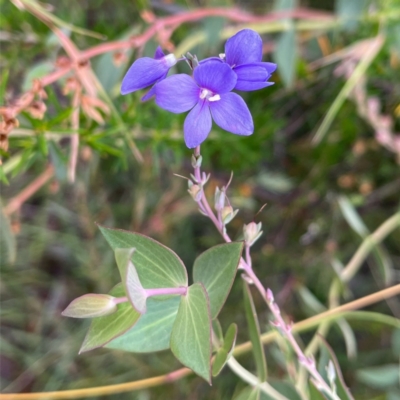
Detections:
[199, 89, 221, 102]
[163, 54, 177, 68]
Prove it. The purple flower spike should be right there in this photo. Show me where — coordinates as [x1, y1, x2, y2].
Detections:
[224, 29, 277, 91]
[155, 61, 254, 148]
[121, 47, 177, 96]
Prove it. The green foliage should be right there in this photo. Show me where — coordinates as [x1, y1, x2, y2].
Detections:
[193, 242, 243, 319]
[80, 284, 141, 353]
[212, 323, 238, 376]
[106, 296, 181, 353]
[170, 283, 212, 383]
[243, 280, 267, 382]
[99, 226, 188, 288]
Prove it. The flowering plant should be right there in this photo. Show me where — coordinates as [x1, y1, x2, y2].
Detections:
[61, 29, 355, 400]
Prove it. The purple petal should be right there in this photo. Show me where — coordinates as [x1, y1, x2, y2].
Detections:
[235, 80, 274, 91]
[154, 46, 165, 60]
[121, 58, 169, 94]
[233, 63, 276, 91]
[193, 61, 237, 94]
[199, 56, 224, 65]
[209, 93, 253, 136]
[184, 101, 212, 148]
[155, 74, 199, 113]
[225, 29, 262, 66]
[141, 85, 156, 101]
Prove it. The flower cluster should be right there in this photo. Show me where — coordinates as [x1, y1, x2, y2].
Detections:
[121, 29, 277, 148]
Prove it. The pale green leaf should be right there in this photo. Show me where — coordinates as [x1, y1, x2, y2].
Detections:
[212, 323, 238, 377]
[193, 242, 243, 319]
[114, 248, 147, 313]
[170, 283, 212, 383]
[234, 387, 260, 400]
[79, 284, 140, 353]
[99, 226, 188, 289]
[243, 280, 267, 381]
[317, 337, 355, 400]
[356, 364, 399, 389]
[106, 296, 180, 353]
[62, 294, 117, 318]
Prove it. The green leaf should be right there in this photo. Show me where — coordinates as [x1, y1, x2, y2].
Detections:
[170, 283, 212, 383]
[79, 284, 140, 353]
[273, 0, 297, 88]
[234, 387, 260, 400]
[62, 294, 117, 318]
[193, 242, 243, 319]
[114, 247, 147, 313]
[212, 323, 238, 377]
[212, 319, 223, 344]
[94, 26, 139, 95]
[0, 202, 16, 264]
[261, 381, 302, 400]
[99, 226, 188, 289]
[336, 0, 366, 31]
[317, 337, 355, 400]
[243, 280, 267, 381]
[338, 195, 393, 285]
[48, 142, 68, 182]
[356, 364, 399, 390]
[106, 296, 180, 353]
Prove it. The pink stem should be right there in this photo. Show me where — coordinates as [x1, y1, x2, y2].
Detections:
[145, 287, 187, 297]
[191, 147, 339, 399]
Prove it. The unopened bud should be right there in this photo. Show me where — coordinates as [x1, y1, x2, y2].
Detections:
[214, 187, 226, 211]
[191, 154, 202, 168]
[326, 360, 336, 385]
[221, 206, 239, 225]
[266, 288, 274, 304]
[243, 222, 263, 246]
[188, 183, 202, 202]
[61, 294, 117, 318]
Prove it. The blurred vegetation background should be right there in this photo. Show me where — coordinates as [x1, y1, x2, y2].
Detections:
[1, 0, 400, 399]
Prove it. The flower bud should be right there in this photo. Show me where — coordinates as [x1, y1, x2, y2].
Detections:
[243, 222, 263, 246]
[188, 183, 202, 202]
[191, 154, 202, 168]
[214, 187, 225, 211]
[221, 206, 239, 225]
[61, 294, 117, 318]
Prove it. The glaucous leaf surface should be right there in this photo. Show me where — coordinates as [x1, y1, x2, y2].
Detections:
[170, 283, 212, 383]
[79, 284, 140, 353]
[243, 280, 267, 381]
[99, 226, 188, 288]
[193, 242, 243, 319]
[106, 296, 180, 353]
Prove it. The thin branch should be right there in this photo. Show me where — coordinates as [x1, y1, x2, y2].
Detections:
[4, 165, 54, 215]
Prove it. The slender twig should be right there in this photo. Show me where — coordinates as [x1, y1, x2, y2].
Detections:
[4, 165, 54, 215]
[2, 285, 399, 400]
[67, 84, 81, 183]
[341, 211, 400, 282]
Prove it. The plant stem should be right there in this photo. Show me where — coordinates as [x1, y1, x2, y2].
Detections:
[227, 357, 290, 400]
[145, 287, 187, 297]
[191, 146, 340, 399]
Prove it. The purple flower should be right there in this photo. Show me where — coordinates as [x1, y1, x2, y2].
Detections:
[154, 61, 254, 148]
[121, 47, 177, 99]
[203, 29, 277, 91]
